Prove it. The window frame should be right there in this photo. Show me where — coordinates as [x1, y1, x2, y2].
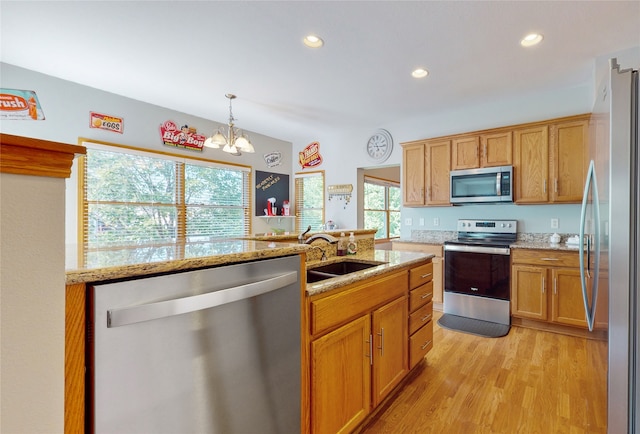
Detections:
[363, 175, 401, 241]
[79, 140, 252, 254]
[294, 170, 325, 233]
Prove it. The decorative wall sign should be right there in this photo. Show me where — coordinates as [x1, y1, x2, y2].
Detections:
[298, 141, 323, 169]
[328, 184, 353, 206]
[255, 170, 290, 216]
[264, 151, 283, 168]
[0, 89, 45, 120]
[90, 112, 124, 134]
[159, 120, 205, 151]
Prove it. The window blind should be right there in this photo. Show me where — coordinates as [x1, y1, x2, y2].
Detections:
[294, 171, 324, 232]
[81, 142, 251, 253]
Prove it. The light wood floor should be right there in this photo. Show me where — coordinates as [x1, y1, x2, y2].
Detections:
[359, 311, 608, 434]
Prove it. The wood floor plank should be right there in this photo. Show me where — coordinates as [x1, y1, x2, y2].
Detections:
[358, 311, 607, 434]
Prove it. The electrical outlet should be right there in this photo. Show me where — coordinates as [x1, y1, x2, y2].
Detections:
[405, 218, 413, 226]
[551, 218, 559, 229]
[433, 217, 440, 227]
[419, 218, 425, 226]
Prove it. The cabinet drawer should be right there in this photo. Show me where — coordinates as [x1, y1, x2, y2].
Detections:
[409, 301, 433, 335]
[409, 320, 433, 368]
[512, 249, 580, 267]
[409, 281, 433, 312]
[409, 262, 433, 289]
[310, 271, 407, 336]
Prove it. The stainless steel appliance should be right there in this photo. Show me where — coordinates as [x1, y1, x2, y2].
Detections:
[449, 165, 513, 204]
[443, 219, 517, 326]
[582, 58, 639, 433]
[88, 255, 301, 434]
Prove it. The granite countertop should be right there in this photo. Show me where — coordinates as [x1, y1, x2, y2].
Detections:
[304, 250, 434, 297]
[65, 240, 309, 285]
[395, 231, 583, 251]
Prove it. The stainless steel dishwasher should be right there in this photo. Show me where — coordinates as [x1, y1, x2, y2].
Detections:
[88, 255, 301, 434]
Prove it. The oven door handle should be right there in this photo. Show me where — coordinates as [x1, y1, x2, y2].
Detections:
[444, 244, 510, 255]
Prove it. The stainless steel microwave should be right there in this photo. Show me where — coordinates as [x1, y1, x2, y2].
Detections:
[450, 166, 513, 204]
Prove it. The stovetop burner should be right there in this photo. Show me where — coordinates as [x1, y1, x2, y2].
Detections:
[446, 219, 518, 247]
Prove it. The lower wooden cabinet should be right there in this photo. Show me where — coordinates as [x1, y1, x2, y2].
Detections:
[511, 249, 607, 329]
[311, 315, 372, 434]
[307, 260, 432, 434]
[393, 242, 443, 306]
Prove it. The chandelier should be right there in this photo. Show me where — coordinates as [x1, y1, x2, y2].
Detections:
[203, 93, 254, 155]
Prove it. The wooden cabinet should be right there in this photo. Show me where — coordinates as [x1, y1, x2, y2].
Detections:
[407, 262, 434, 368]
[549, 118, 589, 202]
[402, 142, 426, 206]
[311, 315, 372, 434]
[308, 270, 410, 434]
[513, 125, 549, 203]
[401, 140, 450, 207]
[451, 132, 512, 170]
[425, 139, 451, 206]
[392, 242, 443, 307]
[511, 249, 590, 328]
[372, 296, 408, 407]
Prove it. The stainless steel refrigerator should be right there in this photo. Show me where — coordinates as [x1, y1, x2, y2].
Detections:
[581, 58, 639, 433]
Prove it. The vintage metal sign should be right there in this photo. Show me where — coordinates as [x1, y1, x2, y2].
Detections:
[159, 120, 205, 151]
[0, 89, 45, 120]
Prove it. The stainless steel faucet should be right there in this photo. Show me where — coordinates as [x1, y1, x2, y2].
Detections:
[298, 225, 312, 244]
[305, 233, 339, 244]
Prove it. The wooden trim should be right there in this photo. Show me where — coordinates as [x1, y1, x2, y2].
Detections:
[511, 316, 607, 341]
[400, 113, 591, 147]
[65, 283, 86, 434]
[0, 133, 85, 178]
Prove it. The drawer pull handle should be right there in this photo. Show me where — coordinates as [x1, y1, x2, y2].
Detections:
[420, 273, 433, 278]
[421, 340, 433, 350]
[421, 314, 432, 322]
[365, 334, 373, 366]
[541, 257, 559, 261]
[421, 292, 433, 299]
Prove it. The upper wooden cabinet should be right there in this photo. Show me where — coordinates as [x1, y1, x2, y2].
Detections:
[451, 132, 512, 170]
[425, 139, 451, 206]
[401, 139, 451, 207]
[402, 142, 426, 206]
[549, 119, 589, 203]
[513, 125, 549, 203]
[401, 113, 590, 207]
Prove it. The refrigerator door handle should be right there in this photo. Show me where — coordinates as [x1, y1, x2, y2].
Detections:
[579, 160, 600, 331]
[107, 271, 298, 328]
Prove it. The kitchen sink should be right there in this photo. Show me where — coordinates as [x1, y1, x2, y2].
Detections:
[306, 260, 385, 283]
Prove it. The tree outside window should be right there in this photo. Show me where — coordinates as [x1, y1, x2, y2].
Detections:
[295, 171, 325, 232]
[364, 177, 400, 240]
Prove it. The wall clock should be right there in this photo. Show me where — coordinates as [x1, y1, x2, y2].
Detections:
[366, 129, 393, 163]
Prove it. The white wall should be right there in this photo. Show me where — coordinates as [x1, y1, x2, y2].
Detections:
[0, 63, 296, 243]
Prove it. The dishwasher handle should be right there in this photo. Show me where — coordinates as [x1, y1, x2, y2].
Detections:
[107, 271, 298, 328]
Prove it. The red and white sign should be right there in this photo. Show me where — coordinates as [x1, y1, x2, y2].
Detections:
[299, 141, 323, 169]
[90, 112, 124, 133]
[159, 120, 205, 152]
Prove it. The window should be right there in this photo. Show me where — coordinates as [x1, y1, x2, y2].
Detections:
[363, 176, 401, 240]
[81, 142, 250, 260]
[295, 171, 324, 232]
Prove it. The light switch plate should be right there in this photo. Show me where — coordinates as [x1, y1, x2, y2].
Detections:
[551, 218, 559, 229]
[419, 218, 425, 226]
[405, 218, 413, 226]
[433, 217, 440, 227]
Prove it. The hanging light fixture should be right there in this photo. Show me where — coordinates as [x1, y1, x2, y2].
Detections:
[203, 93, 255, 155]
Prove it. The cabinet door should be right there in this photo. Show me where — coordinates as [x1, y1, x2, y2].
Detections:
[549, 119, 589, 203]
[481, 131, 512, 167]
[425, 139, 451, 206]
[551, 268, 587, 327]
[511, 265, 548, 320]
[451, 136, 479, 170]
[372, 296, 408, 407]
[311, 315, 371, 434]
[514, 126, 549, 203]
[402, 143, 426, 206]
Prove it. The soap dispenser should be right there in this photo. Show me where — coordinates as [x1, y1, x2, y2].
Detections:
[337, 232, 347, 256]
[347, 232, 357, 255]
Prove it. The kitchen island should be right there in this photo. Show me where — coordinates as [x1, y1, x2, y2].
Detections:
[65, 237, 433, 434]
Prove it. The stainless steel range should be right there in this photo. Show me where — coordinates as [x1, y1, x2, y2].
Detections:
[443, 219, 517, 326]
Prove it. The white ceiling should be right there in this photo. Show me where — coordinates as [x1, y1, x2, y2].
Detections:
[2, 1, 639, 146]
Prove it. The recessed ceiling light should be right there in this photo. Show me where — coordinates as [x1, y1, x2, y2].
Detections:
[412, 68, 429, 78]
[303, 35, 324, 48]
[520, 33, 543, 47]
